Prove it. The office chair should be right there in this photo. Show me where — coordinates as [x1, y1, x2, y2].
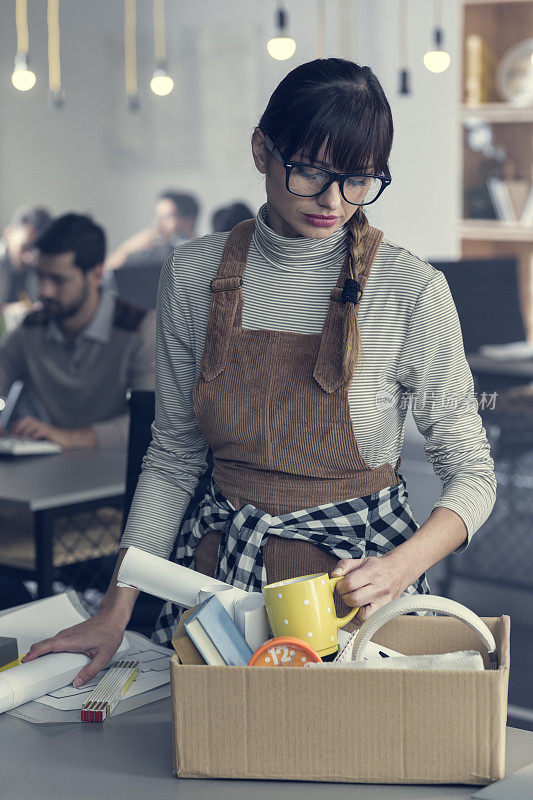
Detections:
[122, 390, 213, 535]
[430, 259, 533, 599]
[123, 390, 213, 635]
[122, 390, 156, 532]
[430, 256, 526, 354]
[114, 264, 162, 310]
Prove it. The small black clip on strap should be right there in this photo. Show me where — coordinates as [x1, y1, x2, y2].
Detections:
[341, 278, 362, 305]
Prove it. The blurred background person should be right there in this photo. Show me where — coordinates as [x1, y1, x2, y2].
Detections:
[105, 190, 200, 271]
[0, 213, 155, 450]
[0, 204, 51, 307]
[211, 201, 255, 233]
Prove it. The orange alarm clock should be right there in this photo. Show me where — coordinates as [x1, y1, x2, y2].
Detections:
[248, 636, 323, 667]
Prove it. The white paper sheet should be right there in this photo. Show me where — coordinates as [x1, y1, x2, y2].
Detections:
[8, 630, 171, 723]
[478, 341, 533, 360]
[307, 650, 485, 670]
[10, 684, 171, 724]
[35, 632, 170, 710]
[0, 592, 128, 714]
[0, 590, 100, 655]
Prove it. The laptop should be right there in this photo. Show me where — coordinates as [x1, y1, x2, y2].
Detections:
[0, 381, 62, 456]
[0, 437, 62, 456]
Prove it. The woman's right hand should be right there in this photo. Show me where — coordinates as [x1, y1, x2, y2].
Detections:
[21, 609, 127, 687]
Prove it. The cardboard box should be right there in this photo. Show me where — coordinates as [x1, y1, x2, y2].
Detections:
[171, 614, 510, 784]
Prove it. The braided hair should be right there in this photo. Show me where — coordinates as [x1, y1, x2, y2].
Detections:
[343, 206, 369, 383]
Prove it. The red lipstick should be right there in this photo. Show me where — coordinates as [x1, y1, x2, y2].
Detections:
[303, 214, 339, 228]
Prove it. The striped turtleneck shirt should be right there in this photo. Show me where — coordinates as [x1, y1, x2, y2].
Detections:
[121, 204, 496, 558]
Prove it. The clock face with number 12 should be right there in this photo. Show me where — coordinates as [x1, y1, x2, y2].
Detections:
[248, 636, 323, 667]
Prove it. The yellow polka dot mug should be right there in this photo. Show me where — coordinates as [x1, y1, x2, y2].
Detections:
[262, 573, 358, 657]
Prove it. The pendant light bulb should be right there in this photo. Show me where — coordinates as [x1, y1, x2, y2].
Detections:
[267, 4, 296, 61]
[151, 1, 173, 95]
[150, 65, 174, 96]
[423, 26, 450, 74]
[11, 53, 36, 91]
[423, 49, 451, 73]
[267, 37, 296, 60]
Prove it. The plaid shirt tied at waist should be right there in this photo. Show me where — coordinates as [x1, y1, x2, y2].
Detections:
[152, 477, 429, 645]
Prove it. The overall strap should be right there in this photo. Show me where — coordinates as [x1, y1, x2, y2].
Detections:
[313, 226, 384, 393]
[200, 219, 255, 380]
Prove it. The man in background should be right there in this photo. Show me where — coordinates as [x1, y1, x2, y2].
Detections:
[211, 201, 255, 232]
[0, 213, 155, 450]
[0, 205, 51, 307]
[105, 189, 200, 271]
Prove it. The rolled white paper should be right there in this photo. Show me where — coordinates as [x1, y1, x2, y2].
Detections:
[306, 650, 485, 671]
[234, 594, 271, 652]
[117, 547, 271, 651]
[196, 585, 242, 621]
[117, 546, 251, 608]
[0, 591, 130, 715]
[0, 652, 90, 714]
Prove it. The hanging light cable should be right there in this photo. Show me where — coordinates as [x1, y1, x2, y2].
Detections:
[346, 0, 356, 61]
[124, 0, 139, 110]
[316, 0, 325, 59]
[338, 0, 349, 60]
[150, 0, 174, 96]
[47, 0, 64, 106]
[398, 0, 410, 94]
[423, 0, 451, 74]
[267, 1, 296, 61]
[12, 0, 36, 92]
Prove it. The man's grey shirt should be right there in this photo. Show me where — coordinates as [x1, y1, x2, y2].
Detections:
[0, 289, 155, 448]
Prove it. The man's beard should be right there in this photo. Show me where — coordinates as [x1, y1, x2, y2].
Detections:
[42, 280, 89, 321]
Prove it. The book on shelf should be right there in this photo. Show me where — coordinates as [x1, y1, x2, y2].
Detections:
[505, 179, 531, 220]
[464, 34, 498, 105]
[520, 185, 533, 227]
[487, 177, 515, 221]
[183, 594, 254, 666]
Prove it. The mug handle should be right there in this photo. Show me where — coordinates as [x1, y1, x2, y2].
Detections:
[329, 575, 359, 627]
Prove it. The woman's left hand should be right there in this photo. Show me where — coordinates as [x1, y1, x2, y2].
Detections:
[331, 554, 407, 623]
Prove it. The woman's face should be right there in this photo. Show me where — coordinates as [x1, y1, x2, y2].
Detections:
[251, 128, 367, 239]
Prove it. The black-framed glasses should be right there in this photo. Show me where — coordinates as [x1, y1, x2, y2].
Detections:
[263, 132, 391, 206]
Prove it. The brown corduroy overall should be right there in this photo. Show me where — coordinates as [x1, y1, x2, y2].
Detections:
[193, 220, 402, 616]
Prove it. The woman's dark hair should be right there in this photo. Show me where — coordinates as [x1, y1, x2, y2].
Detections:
[258, 58, 394, 383]
[34, 213, 106, 273]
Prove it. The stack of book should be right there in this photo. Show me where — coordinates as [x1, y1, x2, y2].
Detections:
[487, 178, 533, 225]
[173, 594, 254, 666]
[464, 34, 498, 105]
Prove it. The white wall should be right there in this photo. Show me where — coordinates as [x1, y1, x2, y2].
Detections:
[0, 0, 460, 259]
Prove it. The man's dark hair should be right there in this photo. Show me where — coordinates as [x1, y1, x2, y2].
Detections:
[11, 205, 52, 237]
[158, 190, 200, 221]
[212, 201, 255, 232]
[34, 213, 106, 272]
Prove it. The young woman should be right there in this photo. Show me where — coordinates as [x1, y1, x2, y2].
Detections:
[24, 59, 495, 683]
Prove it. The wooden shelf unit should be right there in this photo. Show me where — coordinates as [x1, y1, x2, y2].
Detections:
[460, 104, 533, 124]
[460, 0, 533, 337]
[460, 220, 533, 242]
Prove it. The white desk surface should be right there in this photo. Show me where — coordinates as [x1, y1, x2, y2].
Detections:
[467, 353, 533, 378]
[1, 697, 532, 800]
[0, 449, 126, 511]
